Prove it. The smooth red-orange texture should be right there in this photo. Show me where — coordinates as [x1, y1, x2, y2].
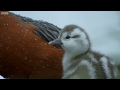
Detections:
[0, 11, 64, 79]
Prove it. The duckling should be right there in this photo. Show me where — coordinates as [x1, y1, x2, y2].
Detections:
[49, 24, 119, 79]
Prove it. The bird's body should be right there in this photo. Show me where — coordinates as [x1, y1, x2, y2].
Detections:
[62, 51, 117, 79]
[0, 11, 64, 79]
[49, 25, 119, 79]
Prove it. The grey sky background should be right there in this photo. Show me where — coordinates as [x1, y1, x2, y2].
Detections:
[10, 11, 120, 65]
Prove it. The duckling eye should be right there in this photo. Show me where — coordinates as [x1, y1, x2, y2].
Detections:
[72, 35, 80, 38]
[65, 36, 70, 39]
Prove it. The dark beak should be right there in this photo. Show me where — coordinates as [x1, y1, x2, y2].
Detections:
[49, 38, 63, 46]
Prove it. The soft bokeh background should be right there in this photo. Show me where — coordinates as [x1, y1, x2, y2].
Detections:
[1, 11, 120, 78]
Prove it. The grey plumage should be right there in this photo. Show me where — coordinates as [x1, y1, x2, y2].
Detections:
[10, 12, 62, 49]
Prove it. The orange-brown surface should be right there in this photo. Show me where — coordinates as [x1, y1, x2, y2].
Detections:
[0, 11, 64, 79]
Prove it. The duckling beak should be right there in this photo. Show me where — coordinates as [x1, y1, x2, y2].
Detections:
[49, 38, 63, 46]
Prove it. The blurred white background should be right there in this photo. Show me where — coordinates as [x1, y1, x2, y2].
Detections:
[1, 11, 120, 79]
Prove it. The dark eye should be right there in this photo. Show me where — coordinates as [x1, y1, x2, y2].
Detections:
[72, 35, 80, 38]
[66, 36, 70, 39]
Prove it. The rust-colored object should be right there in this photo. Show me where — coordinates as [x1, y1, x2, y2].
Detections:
[0, 11, 64, 79]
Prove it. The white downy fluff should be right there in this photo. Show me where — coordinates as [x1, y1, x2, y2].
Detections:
[100, 57, 112, 79]
[0, 75, 5, 79]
